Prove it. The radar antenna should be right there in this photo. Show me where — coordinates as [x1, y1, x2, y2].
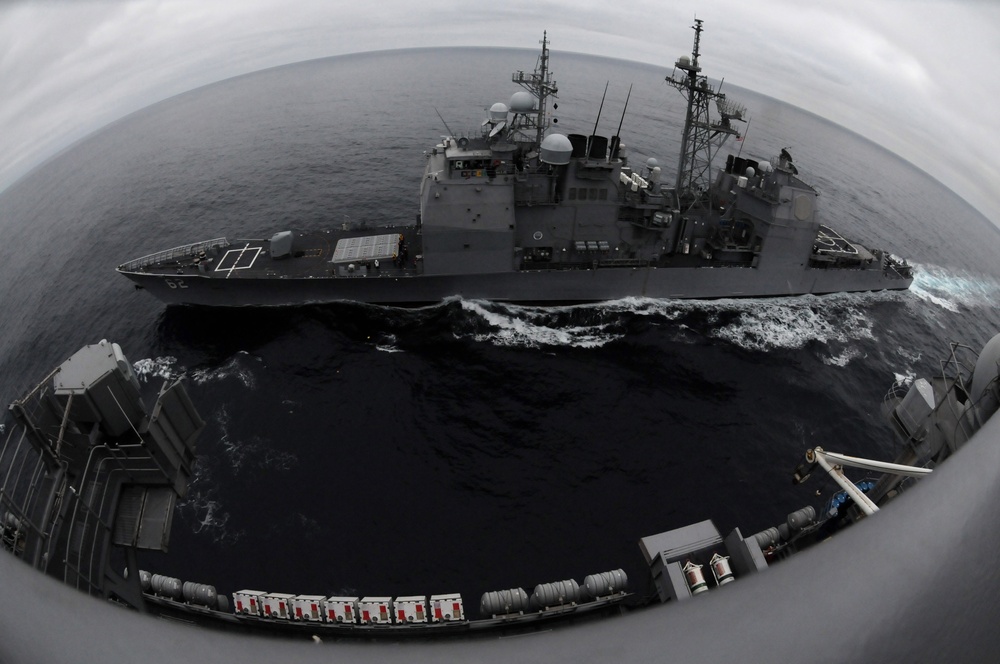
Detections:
[665, 19, 746, 207]
[584, 81, 609, 159]
[610, 83, 633, 162]
[434, 107, 456, 138]
[511, 31, 559, 145]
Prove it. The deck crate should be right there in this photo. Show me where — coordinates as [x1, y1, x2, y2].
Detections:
[261, 592, 296, 619]
[358, 596, 393, 624]
[292, 594, 326, 621]
[232, 590, 266, 616]
[393, 595, 427, 624]
[323, 596, 359, 624]
[430, 593, 465, 622]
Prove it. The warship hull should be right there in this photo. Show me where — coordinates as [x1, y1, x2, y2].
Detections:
[121, 254, 910, 307]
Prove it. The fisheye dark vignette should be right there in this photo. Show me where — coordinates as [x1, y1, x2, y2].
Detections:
[1, 2, 999, 662]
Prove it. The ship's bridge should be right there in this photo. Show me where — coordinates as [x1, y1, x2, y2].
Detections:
[444, 138, 495, 179]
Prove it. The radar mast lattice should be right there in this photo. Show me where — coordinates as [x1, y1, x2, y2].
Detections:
[511, 31, 559, 145]
[666, 19, 745, 207]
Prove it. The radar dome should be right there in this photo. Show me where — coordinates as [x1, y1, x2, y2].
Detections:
[489, 102, 509, 122]
[646, 158, 659, 170]
[539, 133, 573, 165]
[678, 55, 691, 67]
[745, 166, 756, 178]
[510, 91, 536, 112]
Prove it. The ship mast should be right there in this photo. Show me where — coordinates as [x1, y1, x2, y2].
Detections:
[666, 19, 745, 206]
[512, 31, 559, 145]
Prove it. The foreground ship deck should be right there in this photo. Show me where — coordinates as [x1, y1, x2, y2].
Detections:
[2, 331, 998, 651]
[117, 20, 913, 307]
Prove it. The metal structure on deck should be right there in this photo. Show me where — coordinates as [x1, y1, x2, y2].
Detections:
[666, 18, 746, 205]
[0, 341, 203, 608]
[511, 31, 558, 146]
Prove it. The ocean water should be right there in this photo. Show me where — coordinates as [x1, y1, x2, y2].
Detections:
[1, 46, 998, 606]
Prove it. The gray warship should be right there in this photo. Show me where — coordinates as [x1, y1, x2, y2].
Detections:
[117, 20, 913, 307]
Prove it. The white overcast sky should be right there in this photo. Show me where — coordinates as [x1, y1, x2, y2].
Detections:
[1, 0, 998, 226]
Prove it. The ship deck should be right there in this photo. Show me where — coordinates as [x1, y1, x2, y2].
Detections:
[119, 227, 424, 280]
[814, 224, 873, 261]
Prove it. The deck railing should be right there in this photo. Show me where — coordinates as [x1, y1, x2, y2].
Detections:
[117, 237, 229, 272]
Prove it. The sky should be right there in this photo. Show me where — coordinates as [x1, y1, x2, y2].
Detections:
[1, 0, 998, 226]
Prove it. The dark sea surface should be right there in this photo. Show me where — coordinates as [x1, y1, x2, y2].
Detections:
[1, 47, 999, 607]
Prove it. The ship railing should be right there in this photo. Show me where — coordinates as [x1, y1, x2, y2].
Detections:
[882, 341, 978, 410]
[936, 341, 992, 446]
[881, 340, 986, 455]
[117, 237, 229, 272]
[884, 254, 913, 280]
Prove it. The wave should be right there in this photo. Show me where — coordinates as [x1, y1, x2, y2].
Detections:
[908, 262, 1000, 313]
[455, 299, 623, 348]
[177, 488, 241, 545]
[132, 352, 260, 388]
[822, 347, 865, 367]
[376, 345, 404, 353]
[190, 352, 259, 388]
[176, 403, 298, 544]
[177, 456, 241, 544]
[701, 294, 881, 353]
[132, 355, 180, 381]
[894, 345, 923, 366]
[451, 291, 889, 356]
[373, 332, 404, 353]
[215, 404, 297, 475]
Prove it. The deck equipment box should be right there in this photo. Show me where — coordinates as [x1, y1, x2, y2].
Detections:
[292, 594, 326, 621]
[430, 593, 465, 622]
[323, 596, 359, 624]
[358, 596, 393, 624]
[261, 592, 296, 619]
[393, 595, 427, 624]
[233, 590, 266, 616]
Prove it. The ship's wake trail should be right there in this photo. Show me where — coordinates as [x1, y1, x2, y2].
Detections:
[454, 299, 623, 348]
[908, 262, 1000, 313]
[189, 352, 259, 388]
[133, 355, 180, 381]
[132, 352, 260, 387]
[698, 295, 879, 353]
[594, 294, 883, 352]
[451, 292, 889, 358]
